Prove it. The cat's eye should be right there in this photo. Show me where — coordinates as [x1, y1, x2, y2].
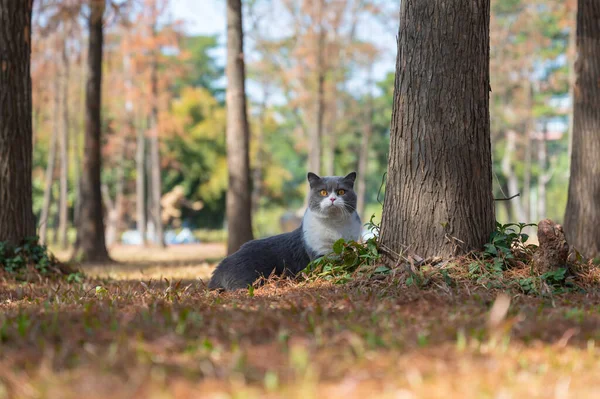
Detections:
[320, 189, 328, 196]
[337, 189, 345, 195]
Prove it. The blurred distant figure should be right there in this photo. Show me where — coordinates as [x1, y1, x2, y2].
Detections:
[161, 185, 203, 228]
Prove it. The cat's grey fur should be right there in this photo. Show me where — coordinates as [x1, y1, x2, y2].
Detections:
[208, 172, 362, 291]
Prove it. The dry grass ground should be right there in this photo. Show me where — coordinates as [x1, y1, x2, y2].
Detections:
[1, 244, 600, 398]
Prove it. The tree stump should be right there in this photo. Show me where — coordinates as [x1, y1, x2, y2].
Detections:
[533, 219, 569, 274]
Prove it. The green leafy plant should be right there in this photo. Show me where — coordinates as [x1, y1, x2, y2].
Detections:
[0, 237, 76, 280]
[305, 236, 382, 284]
[484, 222, 537, 270]
[304, 214, 384, 284]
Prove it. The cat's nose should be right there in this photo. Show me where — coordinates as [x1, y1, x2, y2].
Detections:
[330, 197, 336, 203]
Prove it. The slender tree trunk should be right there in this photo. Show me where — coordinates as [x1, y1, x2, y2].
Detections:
[564, 0, 600, 258]
[104, 138, 126, 247]
[309, 9, 325, 177]
[251, 85, 269, 215]
[356, 71, 374, 221]
[74, 1, 110, 262]
[136, 113, 147, 246]
[537, 124, 548, 220]
[149, 63, 164, 247]
[501, 130, 526, 221]
[380, 0, 495, 259]
[522, 82, 534, 221]
[145, 134, 155, 240]
[0, 0, 35, 245]
[324, 99, 337, 177]
[225, 0, 254, 254]
[500, 181, 514, 222]
[73, 45, 85, 235]
[39, 81, 60, 245]
[58, 37, 70, 249]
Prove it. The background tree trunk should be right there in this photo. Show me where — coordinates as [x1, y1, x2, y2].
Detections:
[380, 0, 495, 259]
[251, 85, 269, 215]
[537, 125, 548, 220]
[149, 55, 164, 247]
[136, 114, 147, 246]
[356, 70, 374, 221]
[39, 80, 60, 245]
[501, 130, 526, 221]
[309, 5, 325, 176]
[58, 37, 70, 249]
[75, 0, 110, 262]
[103, 138, 126, 248]
[0, 0, 36, 245]
[564, 0, 600, 258]
[225, 0, 254, 255]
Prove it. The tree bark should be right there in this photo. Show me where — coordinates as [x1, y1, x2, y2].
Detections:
[39, 79, 60, 245]
[564, 0, 600, 258]
[380, 0, 495, 259]
[74, 0, 110, 262]
[0, 0, 35, 245]
[58, 36, 70, 249]
[225, 0, 254, 255]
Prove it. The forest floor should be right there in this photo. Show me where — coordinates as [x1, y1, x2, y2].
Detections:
[1, 244, 600, 398]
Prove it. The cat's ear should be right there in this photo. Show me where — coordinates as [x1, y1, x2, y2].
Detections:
[307, 172, 321, 187]
[343, 172, 357, 185]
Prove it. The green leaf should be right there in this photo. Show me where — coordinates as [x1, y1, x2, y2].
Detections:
[373, 266, 390, 274]
[333, 239, 345, 255]
[484, 243, 497, 256]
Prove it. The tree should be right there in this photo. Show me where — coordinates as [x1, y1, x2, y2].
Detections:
[58, 30, 70, 249]
[0, 0, 36, 245]
[74, 0, 110, 262]
[39, 77, 60, 245]
[379, 0, 495, 259]
[225, 0, 254, 254]
[564, 0, 600, 258]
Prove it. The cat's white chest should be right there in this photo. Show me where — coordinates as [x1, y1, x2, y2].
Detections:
[302, 209, 362, 256]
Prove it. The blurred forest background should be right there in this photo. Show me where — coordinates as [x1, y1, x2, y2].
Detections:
[31, 0, 576, 250]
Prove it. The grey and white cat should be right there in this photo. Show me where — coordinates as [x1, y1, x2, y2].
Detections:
[208, 172, 362, 291]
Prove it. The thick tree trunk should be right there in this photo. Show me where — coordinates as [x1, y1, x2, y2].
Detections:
[39, 80, 60, 245]
[380, 0, 495, 259]
[75, 1, 110, 262]
[0, 0, 35, 245]
[225, 0, 254, 255]
[58, 38, 70, 249]
[564, 0, 600, 258]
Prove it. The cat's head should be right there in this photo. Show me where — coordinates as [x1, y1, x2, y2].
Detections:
[307, 172, 357, 218]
